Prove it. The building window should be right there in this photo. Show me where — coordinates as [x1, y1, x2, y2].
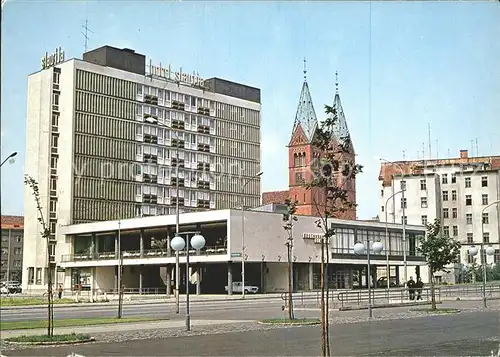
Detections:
[481, 176, 488, 187]
[14, 260, 21, 267]
[443, 226, 450, 236]
[420, 179, 426, 190]
[52, 92, 59, 108]
[452, 208, 457, 218]
[465, 195, 472, 206]
[52, 113, 59, 127]
[482, 194, 488, 205]
[442, 191, 448, 201]
[401, 216, 408, 225]
[50, 178, 57, 191]
[465, 177, 471, 188]
[443, 208, 449, 219]
[380, 189, 384, 197]
[15, 236, 22, 243]
[14, 247, 22, 255]
[49, 199, 57, 212]
[451, 190, 457, 201]
[421, 215, 428, 225]
[401, 198, 407, 209]
[467, 254, 475, 264]
[28, 267, 34, 284]
[452, 226, 458, 236]
[482, 213, 489, 224]
[420, 197, 428, 208]
[36, 268, 42, 284]
[400, 180, 406, 190]
[483, 232, 490, 243]
[51, 134, 58, 148]
[50, 156, 58, 169]
[494, 250, 500, 264]
[466, 233, 473, 244]
[451, 174, 456, 183]
[442, 174, 448, 184]
[466, 213, 472, 224]
[294, 172, 304, 184]
[381, 206, 384, 212]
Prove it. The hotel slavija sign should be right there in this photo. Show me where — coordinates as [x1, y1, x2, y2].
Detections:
[149, 60, 204, 87]
[41, 47, 65, 70]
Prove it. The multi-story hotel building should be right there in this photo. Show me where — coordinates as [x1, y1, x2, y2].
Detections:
[1, 216, 24, 282]
[23, 45, 262, 292]
[379, 150, 500, 282]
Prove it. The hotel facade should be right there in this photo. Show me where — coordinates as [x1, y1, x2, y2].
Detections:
[23, 45, 262, 292]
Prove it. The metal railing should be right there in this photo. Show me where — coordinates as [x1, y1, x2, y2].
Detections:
[337, 287, 438, 309]
[61, 245, 228, 262]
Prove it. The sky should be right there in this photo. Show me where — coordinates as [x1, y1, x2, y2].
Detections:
[1, 0, 499, 220]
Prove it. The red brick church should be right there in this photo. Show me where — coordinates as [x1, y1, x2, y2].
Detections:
[262, 70, 357, 220]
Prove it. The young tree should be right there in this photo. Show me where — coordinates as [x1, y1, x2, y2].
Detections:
[304, 104, 362, 357]
[24, 175, 56, 337]
[418, 218, 461, 310]
[282, 198, 298, 320]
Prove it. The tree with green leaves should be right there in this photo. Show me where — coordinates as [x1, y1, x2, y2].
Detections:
[418, 218, 461, 310]
[24, 175, 56, 337]
[303, 104, 362, 357]
[282, 198, 299, 320]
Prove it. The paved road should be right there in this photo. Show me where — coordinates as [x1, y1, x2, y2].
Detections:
[5, 309, 499, 356]
[1, 298, 288, 322]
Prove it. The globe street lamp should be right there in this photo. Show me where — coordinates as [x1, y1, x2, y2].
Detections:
[170, 232, 206, 331]
[384, 190, 404, 296]
[468, 245, 495, 308]
[354, 240, 384, 318]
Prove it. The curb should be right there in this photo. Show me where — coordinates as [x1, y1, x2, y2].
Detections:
[4, 336, 95, 346]
[338, 301, 440, 311]
[257, 320, 321, 326]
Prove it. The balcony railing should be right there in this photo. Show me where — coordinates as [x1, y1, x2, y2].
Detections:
[61, 245, 228, 263]
[330, 247, 423, 258]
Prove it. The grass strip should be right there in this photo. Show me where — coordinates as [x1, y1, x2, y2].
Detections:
[259, 318, 321, 325]
[5, 332, 92, 344]
[1, 316, 165, 331]
[0, 297, 74, 307]
[410, 308, 461, 314]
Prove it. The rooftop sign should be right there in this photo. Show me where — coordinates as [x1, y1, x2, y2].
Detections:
[148, 59, 204, 87]
[41, 47, 65, 70]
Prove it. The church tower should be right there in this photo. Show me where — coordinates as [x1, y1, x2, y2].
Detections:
[287, 66, 357, 219]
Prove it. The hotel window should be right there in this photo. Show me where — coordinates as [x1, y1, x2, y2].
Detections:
[481, 176, 488, 187]
[451, 174, 456, 183]
[452, 208, 457, 218]
[442, 191, 448, 201]
[51, 134, 58, 148]
[483, 232, 490, 243]
[452, 226, 458, 236]
[420, 197, 428, 208]
[401, 216, 407, 225]
[53, 70, 60, 84]
[401, 198, 407, 209]
[52, 113, 59, 127]
[465, 177, 471, 188]
[420, 179, 426, 190]
[482, 213, 489, 224]
[466, 213, 472, 224]
[442, 174, 448, 184]
[50, 178, 57, 191]
[451, 190, 457, 201]
[443, 208, 449, 219]
[52, 92, 59, 108]
[49, 199, 57, 213]
[443, 226, 450, 236]
[482, 194, 488, 205]
[466, 233, 473, 244]
[421, 215, 427, 225]
[465, 195, 472, 206]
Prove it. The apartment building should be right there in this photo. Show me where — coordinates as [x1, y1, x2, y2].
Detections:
[379, 150, 500, 279]
[1, 216, 24, 282]
[23, 45, 262, 292]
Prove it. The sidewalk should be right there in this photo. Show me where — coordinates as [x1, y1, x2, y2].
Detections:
[0, 319, 254, 339]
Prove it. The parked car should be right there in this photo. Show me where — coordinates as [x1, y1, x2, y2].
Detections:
[376, 277, 399, 288]
[1, 281, 22, 294]
[224, 282, 259, 294]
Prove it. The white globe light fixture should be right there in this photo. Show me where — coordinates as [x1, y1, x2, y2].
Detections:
[353, 242, 365, 255]
[171, 235, 186, 252]
[468, 246, 479, 257]
[190, 234, 206, 250]
[372, 241, 384, 254]
[485, 245, 495, 257]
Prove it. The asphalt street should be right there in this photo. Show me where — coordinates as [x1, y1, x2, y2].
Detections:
[1, 298, 291, 322]
[5, 309, 500, 356]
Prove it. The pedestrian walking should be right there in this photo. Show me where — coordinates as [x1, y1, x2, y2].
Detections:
[415, 277, 424, 300]
[407, 276, 416, 300]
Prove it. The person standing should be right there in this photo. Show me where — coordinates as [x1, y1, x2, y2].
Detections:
[407, 276, 416, 300]
[57, 284, 63, 299]
[415, 277, 424, 300]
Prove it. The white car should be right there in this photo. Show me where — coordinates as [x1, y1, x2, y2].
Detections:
[225, 282, 259, 294]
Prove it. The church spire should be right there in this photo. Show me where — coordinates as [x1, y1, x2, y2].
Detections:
[291, 59, 318, 144]
[330, 71, 354, 152]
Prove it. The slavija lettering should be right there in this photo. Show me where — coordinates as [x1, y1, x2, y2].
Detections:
[41, 47, 65, 70]
[149, 61, 204, 87]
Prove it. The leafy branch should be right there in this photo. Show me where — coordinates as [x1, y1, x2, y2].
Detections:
[282, 198, 298, 320]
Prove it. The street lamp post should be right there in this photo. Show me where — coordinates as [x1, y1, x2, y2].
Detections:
[117, 220, 123, 319]
[384, 190, 403, 298]
[379, 158, 407, 285]
[240, 171, 263, 299]
[170, 232, 205, 331]
[0, 152, 17, 168]
[468, 244, 495, 308]
[174, 132, 180, 314]
[354, 239, 384, 318]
